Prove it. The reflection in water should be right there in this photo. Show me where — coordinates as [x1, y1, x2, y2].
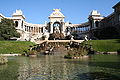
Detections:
[18, 56, 89, 80]
[78, 72, 120, 80]
[0, 55, 120, 80]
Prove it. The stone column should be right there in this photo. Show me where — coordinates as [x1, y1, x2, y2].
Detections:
[38, 27, 39, 33]
[28, 26, 30, 32]
[25, 26, 26, 31]
[27, 26, 28, 32]
[50, 22, 53, 33]
[40, 28, 41, 33]
[34, 27, 36, 33]
[33, 27, 34, 33]
[61, 22, 65, 33]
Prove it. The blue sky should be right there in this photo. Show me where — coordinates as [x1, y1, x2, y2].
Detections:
[0, 0, 119, 24]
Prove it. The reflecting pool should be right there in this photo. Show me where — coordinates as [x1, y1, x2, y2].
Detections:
[0, 55, 120, 80]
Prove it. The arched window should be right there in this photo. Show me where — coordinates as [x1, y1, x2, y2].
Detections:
[15, 21, 18, 27]
[53, 22, 61, 33]
[89, 20, 93, 28]
[21, 21, 23, 28]
[95, 21, 99, 27]
[25, 25, 27, 31]
[41, 27, 43, 33]
[53, 22, 61, 27]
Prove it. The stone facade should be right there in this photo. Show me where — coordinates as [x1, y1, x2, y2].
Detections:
[89, 2, 120, 39]
[0, 2, 119, 41]
[100, 2, 120, 28]
[0, 9, 91, 41]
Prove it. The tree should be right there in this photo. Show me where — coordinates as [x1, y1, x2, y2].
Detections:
[0, 18, 20, 40]
[93, 27, 120, 39]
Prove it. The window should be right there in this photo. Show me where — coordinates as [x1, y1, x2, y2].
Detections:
[95, 21, 99, 27]
[53, 22, 61, 27]
[53, 22, 61, 33]
[41, 27, 43, 33]
[25, 26, 27, 31]
[119, 14, 120, 22]
[31, 27, 33, 32]
[21, 21, 23, 28]
[15, 21, 18, 27]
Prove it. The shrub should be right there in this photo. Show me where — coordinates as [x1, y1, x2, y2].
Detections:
[42, 35, 46, 40]
[27, 50, 37, 55]
[0, 18, 20, 40]
[49, 33, 64, 40]
[0, 56, 8, 65]
[93, 27, 120, 39]
[64, 46, 89, 59]
[117, 49, 120, 55]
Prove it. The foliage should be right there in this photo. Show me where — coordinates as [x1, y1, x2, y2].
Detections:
[0, 41, 35, 54]
[65, 48, 88, 58]
[117, 49, 120, 52]
[49, 33, 64, 40]
[93, 27, 120, 39]
[42, 35, 46, 40]
[0, 56, 8, 64]
[117, 49, 120, 55]
[0, 18, 20, 40]
[27, 50, 37, 55]
[64, 42, 89, 58]
[86, 39, 120, 52]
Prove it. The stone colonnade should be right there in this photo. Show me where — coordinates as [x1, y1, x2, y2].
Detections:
[70, 26, 90, 33]
[24, 25, 43, 33]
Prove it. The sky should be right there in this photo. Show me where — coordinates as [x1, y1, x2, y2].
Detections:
[0, 0, 119, 24]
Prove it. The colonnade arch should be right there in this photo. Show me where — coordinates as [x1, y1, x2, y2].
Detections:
[24, 25, 43, 33]
[53, 22, 62, 33]
[15, 21, 18, 27]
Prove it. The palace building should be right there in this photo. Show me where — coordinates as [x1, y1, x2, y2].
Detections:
[0, 1, 120, 41]
[0, 9, 93, 41]
[90, 1, 120, 39]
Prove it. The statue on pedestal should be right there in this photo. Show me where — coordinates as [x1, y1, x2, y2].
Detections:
[71, 35, 74, 40]
[85, 35, 88, 41]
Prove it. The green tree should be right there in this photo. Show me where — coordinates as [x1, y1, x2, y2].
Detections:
[93, 27, 120, 39]
[0, 18, 20, 40]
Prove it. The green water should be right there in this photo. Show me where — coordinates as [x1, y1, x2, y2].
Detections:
[0, 55, 120, 80]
